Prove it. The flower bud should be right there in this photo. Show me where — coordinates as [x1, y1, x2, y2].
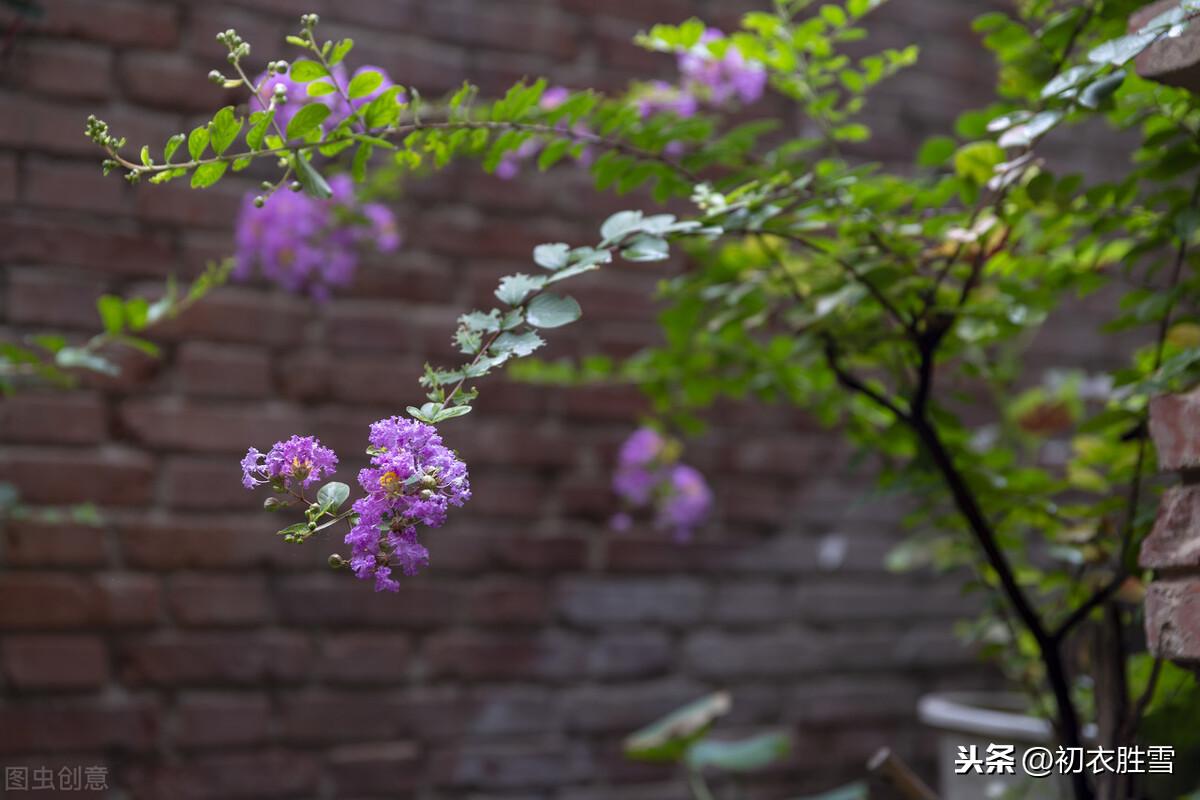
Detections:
[253, 196, 266, 208]
[208, 70, 225, 84]
[275, 60, 289, 73]
[290, 181, 302, 192]
[328, 554, 346, 569]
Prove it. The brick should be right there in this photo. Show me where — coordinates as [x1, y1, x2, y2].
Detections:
[276, 574, 459, 628]
[329, 740, 422, 796]
[712, 582, 787, 626]
[1150, 388, 1200, 470]
[423, 630, 584, 681]
[2, 635, 109, 690]
[153, 287, 309, 346]
[95, 572, 162, 627]
[6, 266, 105, 329]
[562, 678, 705, 733]
[0, 392, 107, 445]
[119, 632, 312, 686]
[2, 520, 108, 567]
[793, 580, 973, 625]
[175, 692, 271, 749]
[176, 342, 273, 399]
[784, 678, 921, 725]
[492, 535, 589, 572]
[1133, 0, 1200, 92]
[0, 699, 158, 754]
[0, 217, 175, 277]
[0, 574, 97, 630]
[1145, 577, 1200, 664]
[119, 515, 311, 570]
[465, 579, 550, 626]
[120, 397, 307, 453]
[586, 630, 673, 679]
[435, 742, 594, 790]
[0, 91, 179, 158]
[467, 686, 559, 736]
[167, 574, 271, 627]
[39, 0, 178, 47]
[316, 633, 413, 684]
[12, 40, 113, 101]
[163, 456, 260, 510]
[684, 629, 825, 680]
[1141, 483, 1200, 569]
[0, 152, 15, 204]
[556, 577, 709, 627]
[119, 51, 226, 112]
[126, 751, 321, 799]
[0, 447, 154, 506]
[26, 157, 129, 214]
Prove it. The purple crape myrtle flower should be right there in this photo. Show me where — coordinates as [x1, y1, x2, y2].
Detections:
[254, 64, 405, 137]
[241, 435, 339, 493]
[678, 28, 767, 106]
[610, 427, 713, 539]
[344, 417, 471, 592]
[634, 80, 699, 119]
[658, 464, 713, 542]
[233, 174, 401, 300]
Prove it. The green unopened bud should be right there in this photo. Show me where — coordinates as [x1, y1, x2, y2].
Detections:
[226, 52, 237, 64]
[290, 181, 302, 192]
[253, 195, 266, 208]
[328, 554, 345, 569]
[260, 181, 272, 190]
[275, 60, 289, 73]
[208, 70, 225, 84]
[263, 496, 286, 511]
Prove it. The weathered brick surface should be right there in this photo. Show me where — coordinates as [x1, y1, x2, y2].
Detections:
[1143, 389, 1200, 667]
[0, 0, 1070, 796]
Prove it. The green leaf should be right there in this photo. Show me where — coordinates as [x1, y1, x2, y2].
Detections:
[294, 155, 332, 199]
[96, 295, 124, 334]
[55, 347, 118, 376]
[316, 481, 350, 511]
[623, 691, 732, 763]
[432, 404, 472, 422]
[190, 161, 227, 189]
[307, 81, 337, 96]
[348, 70, 383, 100]
[163, 133, 185, 162]
[1087, 32, 1158, 66]
[685, 731, 792, 773]
[917, 136, 956, 167]
[600, 210, 645, 243]
[289, 59, 329, 82]
[286, 103, 331, 140]
[492, 330, 545, 357]
[329, 38, 354, 65]
[621, 234, 669, 262]
[533, 243, 571, 270]
[187, 126, 209, 160]
[208, 106, 243, 155]
[364, 86, 405, 129]
[139, 145, 152, 166]
[246, 110, 274, 151]
[996, 110, 1062, 148]
[495, 273, 546, 306]
[526, 292, 582, 328]
[953, 141, 1004, 184]
[1079, 73, 1126, 109]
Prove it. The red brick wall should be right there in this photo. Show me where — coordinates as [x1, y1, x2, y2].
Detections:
[0, 1, 1094, 798]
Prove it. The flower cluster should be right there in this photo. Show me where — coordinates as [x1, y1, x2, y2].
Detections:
[611, 427, 713, 541]
[241, 435, 338, 492]
[254, 63, 404, 138]
[635, 28, 767, 119]
[233, 174, 400, 300]
[345, 417, 471, 592]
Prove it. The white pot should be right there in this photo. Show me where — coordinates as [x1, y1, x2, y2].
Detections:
[918, 691, 1070, 800]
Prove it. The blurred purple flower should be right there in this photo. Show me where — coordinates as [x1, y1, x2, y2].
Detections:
[610, 427, 712, 540]
[635, 80, 699, 119]
[678, 29, 766, 106]
[233, 174, 400, 300]
[254, 64, 405, 137]
[495, 85, 594, 180]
